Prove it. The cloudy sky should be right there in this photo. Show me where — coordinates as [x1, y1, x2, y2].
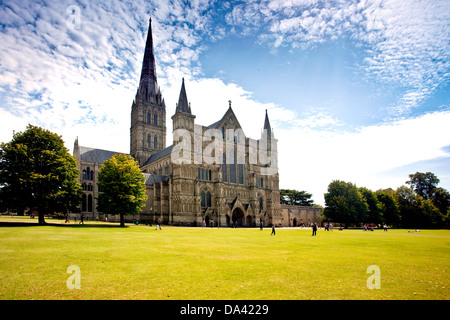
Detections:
[1, 0, 449, 205]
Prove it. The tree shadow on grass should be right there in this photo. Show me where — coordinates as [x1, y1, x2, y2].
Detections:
[0, 221, 129, 228]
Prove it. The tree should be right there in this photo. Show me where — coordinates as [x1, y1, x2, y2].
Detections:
[323, 180, 368, 227]
[359, 187, 383, 224]
[432, 187, 450, 216]
[280, 189, 315, 206]
[395, 186, 444, 228]
[375, 190, 401, 227]
[406, 172, 440, 200]
[0, 125, 82, 224]
[97, 154, 147, 227]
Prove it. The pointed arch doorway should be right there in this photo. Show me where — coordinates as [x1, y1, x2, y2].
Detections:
[232, 207, 245, 227]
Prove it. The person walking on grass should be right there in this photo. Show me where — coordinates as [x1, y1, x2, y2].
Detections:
[271, 224, 276, 236]
[312, 223, 317, 236]
[156, 218, 161, 230]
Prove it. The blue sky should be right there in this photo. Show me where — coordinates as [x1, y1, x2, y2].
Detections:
[0, 0, 449, 205]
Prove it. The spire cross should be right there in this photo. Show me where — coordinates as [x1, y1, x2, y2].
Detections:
[228, 100, 232, 108]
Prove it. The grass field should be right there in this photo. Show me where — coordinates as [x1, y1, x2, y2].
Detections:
[0, 216, 449, 300]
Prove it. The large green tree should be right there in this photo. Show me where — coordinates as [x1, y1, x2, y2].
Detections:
[359, 187, 383, 224]
[406, 172, 440, 200]
[97, 154, 147, 227]
[0, 125, 82, 224]
[375, 190, 401, 227]
[280, 189, 315, 206]
[396, 186, 444, 228]
[431, 187, 450, 217]
[323, 180, 368, 227]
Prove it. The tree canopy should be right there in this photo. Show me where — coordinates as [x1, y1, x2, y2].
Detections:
[322, 172, 448, 228]
[406, 172, 440, 200]
[280, 189, 315, 206]
[0, 125, 82, 224]
[323, 180, 368, 227]
[97, 154, 147, 227]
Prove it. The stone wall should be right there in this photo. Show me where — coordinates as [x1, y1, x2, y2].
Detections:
[279, 205, 323, 227]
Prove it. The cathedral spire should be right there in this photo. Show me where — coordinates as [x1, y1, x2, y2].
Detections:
[175, 78, 191, 114]
[263, 109, 273, 138]
[139, 18, 158, 96]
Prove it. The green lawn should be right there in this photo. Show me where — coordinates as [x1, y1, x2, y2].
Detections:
[0, 216, 449, 300]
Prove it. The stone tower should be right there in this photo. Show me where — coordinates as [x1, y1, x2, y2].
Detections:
[130, 18, 166, 167]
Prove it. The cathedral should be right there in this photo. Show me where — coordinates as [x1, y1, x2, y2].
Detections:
[73, 19, 320, 227]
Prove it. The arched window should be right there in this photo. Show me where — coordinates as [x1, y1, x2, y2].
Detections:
[154, 114, 158, 126]
[238, 156, 244, 185]
[82, 170, 86, 180]
[154, 135, 157, 149]
[82, 194, 87, 212]
[259, 197, 263, 212]
[147, 112, 151, 124]
[206, 192, 211, 208]
[222, 153, 227, 182]
[90, 169, 94, 181]
[229, 149, 236, 183]
[147, 134, 151, 148]
[201, 191, 206, 208]
[86, 168, 90, 181]
[88, 194, 93, 212]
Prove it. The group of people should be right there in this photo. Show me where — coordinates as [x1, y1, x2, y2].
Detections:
[65, 214, 85, 224]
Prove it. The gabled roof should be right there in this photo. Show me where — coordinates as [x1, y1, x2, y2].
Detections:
[144, 145, 173, 166]
[208, 105, 244, 133]
[78, 146, 127, 164]
[143, 173, 169, 185]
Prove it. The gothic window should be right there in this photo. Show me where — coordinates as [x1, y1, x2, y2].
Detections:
[198, 168, 201, 180]
[82, 170, 86, 180]
[82, 194, 87, 212]
[229, 149, 236, 183]
[222, 127, 225, 139]
[256, 177, 264, 188]
[238, 156, 244, 185]
[222, 153, 227, 182]
[206, 191, 211, 208]
[259, 197, 263, 212]
[154, 114, 158, 126]
[154, 135, 157, 149]
[88, 194, 93, 212]
[201, 191, 206, 208]
[90, 170, 94, 181]
[147, 112, 151, 124]
[147, 134, 151, 148]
